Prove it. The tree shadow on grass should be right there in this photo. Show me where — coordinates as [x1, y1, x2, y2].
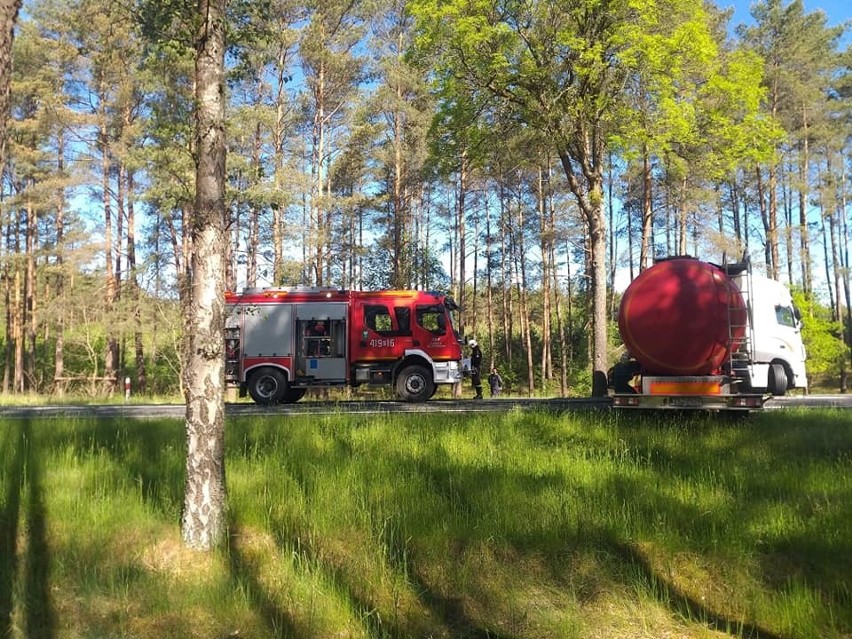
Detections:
[209, 413, 852, 638]
[609, 541, 783, 639]
[53, 418, 186, 521]
[609, 410, 852, 615]
[0, 420, 56, 638]
[388, 447, 791, 639]
[0, 421, 25, 638]
[225, 523, 301, 639]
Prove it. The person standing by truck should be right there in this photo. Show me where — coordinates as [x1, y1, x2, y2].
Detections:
[469, 339, 483, 399]
[488, 367, 503, 397]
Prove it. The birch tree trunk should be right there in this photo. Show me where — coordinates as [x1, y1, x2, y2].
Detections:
[182, 0, 227, 551]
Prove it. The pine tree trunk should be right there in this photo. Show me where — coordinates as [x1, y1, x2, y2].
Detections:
[639, 146, 653, 271]
[53, 131, 66, 393]
[607, 153, 617, 317]
[564, 239, 574, 391]
[516, 182, 534, 395]
[13, 221, 23, 392]
[100, 113, 118, 394]
[500, 178, 510, 365]
[471, 203, 479, 336]
[558, 151, 608, 397]
[818, 170, 836, 317]
[126, 169, 146, 394]
[538, 166, 551, 388]
[728, 181, 742, 246]
[457, 151, 467, 337]
[3, 266, 11, 393]
[756, 166, 773, 273]
[247, 122, 262, 288]
[767, 163, 779, 279]
[485, 211, 495, 369]
[24, 200, 36, 390]
[392, 106, 404, 288]
[182, 0, 227, 551]
[798, 107, 812, 294]
[781, 163, 793, 284]
[678, 177, 688, 255]
[838, 160, 851, 391]
[0, 0, 21, 175]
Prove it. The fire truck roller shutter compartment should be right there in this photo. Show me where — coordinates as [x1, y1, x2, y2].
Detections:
[243, 303, 295, 357]
[295, 302, 348, 383]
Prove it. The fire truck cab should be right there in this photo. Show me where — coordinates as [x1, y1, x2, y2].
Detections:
[225, 287, 464, 404]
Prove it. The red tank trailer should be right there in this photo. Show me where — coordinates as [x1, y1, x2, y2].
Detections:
[618, 258, 747, 376]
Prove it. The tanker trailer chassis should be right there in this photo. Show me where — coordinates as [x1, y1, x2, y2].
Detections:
[610, 371, 767, 412]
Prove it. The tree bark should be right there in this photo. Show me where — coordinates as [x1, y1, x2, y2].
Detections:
[53, 131, 66, 393]
[0, 0, 22, 175]
[639, 146, 653, 271]
[182, 0, 228, 551]
[838, 160, 851, 392]
[756, 166, 773, 274]
[100, 109, 118, 394]
[24, 199, 35, 390]
[798, 107, 812, 294]
[558, 151, 608, 397]
[515, 176, 534, 395]
[456, 151, 467, 337]
[126, 168, 146, 394]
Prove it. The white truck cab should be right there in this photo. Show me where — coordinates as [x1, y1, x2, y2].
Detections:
[732, 272, 808, 396]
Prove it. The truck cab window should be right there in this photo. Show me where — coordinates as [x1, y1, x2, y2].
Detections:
[365, 305, 394, 335]
[775, 305, 796, 328]
[417, 305, 446, 335]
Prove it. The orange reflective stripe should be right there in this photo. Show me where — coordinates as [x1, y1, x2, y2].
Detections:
[648, 380, 722, 395]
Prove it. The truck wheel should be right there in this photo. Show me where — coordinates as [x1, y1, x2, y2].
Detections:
[768, 363, 788, 397]
[248, 367, 288, 404]
[396, 365, 434, 403]
[281, 387, 306, 404]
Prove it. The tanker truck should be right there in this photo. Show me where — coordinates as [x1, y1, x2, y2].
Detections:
[610, 256, 807, 411]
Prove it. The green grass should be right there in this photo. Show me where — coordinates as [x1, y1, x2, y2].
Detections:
[1, 408, 850, 638]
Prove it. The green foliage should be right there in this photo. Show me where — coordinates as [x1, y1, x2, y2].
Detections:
[792, 290, 849, 385]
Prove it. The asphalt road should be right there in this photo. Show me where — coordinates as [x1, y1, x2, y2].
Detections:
[0, 394, 850, 420]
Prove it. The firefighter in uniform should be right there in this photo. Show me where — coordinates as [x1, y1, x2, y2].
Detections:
[469, 339, 483, 399]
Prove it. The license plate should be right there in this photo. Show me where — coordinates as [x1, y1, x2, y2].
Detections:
[668, 397, 703, 408]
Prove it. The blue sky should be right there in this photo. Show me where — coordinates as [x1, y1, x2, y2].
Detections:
[724, 0, 850, 38]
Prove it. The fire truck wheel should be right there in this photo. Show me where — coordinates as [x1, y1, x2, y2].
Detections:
[396, 365, 434, 403]
[281, 387, 306, 404]
[248, 367, 288, 404]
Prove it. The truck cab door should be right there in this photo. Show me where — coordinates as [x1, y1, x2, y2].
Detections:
[352, 304, 413, 363]
[413, 304, 455, 358]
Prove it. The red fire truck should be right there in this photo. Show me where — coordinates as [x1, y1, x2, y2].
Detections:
[225, 287, 464, 404]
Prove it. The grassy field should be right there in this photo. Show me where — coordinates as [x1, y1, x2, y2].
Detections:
[1, 408, 850, 639]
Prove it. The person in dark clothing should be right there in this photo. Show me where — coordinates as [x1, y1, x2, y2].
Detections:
[469, 339, 483, 399]
[488, 367, 503, 397]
